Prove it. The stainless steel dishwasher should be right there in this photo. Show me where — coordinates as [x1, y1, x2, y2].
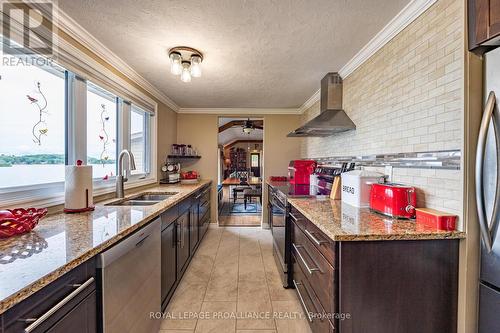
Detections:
[97, 218, 161, 333]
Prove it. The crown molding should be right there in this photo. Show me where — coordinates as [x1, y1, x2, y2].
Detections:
[177, 108, 302, 115]
[338, 0, 437, 78]
[298, 0, 437, 114]
[40, 4, 180, 111]
[299, 88, 321, 113]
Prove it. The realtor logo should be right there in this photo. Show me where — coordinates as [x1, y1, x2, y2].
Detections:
[1, 1, 53, 55]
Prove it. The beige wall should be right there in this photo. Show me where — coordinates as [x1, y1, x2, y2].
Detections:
[300, 0, 464, 224]
[177, 114, 219, 222]
[262, 115, 302, 226]
[176, 114, 301, 224]
[157, 104, 177, 179]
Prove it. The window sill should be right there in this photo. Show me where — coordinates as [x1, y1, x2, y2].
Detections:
[0, 176, 157, 209]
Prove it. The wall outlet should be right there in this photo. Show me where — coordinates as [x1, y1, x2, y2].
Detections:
[384, 166, 393, 182]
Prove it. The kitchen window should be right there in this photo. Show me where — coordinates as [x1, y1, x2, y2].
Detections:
[0, 53, 66, 189]
[86, 82, 118, 180]
[0, 33, 157, 207]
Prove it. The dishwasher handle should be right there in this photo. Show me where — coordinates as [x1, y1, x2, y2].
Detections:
[97, 218, 160, 268]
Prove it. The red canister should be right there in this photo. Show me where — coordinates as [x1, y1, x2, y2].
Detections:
[416, 208, 457, 231]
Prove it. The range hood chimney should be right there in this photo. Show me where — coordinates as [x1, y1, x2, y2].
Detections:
[288, 73, 356, 137]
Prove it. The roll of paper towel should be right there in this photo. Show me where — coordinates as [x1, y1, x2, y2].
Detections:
[64, 163, 94, 213]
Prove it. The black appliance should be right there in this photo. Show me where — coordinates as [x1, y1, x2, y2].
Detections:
[269, 165, 346, 288]
[269, 185, 290, 287]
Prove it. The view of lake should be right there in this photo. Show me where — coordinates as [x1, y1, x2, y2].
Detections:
[0, 164, 115, 188]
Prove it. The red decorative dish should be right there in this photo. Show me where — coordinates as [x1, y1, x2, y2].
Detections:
[0, 208, 48, 239]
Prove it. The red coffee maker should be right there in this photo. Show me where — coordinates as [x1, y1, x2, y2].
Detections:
[288, 160, 317, 185]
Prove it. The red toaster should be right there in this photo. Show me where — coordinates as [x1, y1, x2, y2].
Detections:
[370, 182, 417, 219]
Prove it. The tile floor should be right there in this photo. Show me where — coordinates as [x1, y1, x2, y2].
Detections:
[159, 225, 311, 333]
[218, 187, 262, 227]
[218, 215, 261, 227]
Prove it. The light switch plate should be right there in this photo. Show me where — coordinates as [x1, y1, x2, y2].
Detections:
[385, 165, 393, 182]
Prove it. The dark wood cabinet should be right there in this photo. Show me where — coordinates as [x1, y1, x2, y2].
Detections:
[289, 208, 460, 333]
[159, 184, 211, 312]
[176, 209, 190, 276]
[190, 198, 199, 255]
[468, 0, 500, 53]
[198, 185, 211, 239]
[44, 291, 96, 333]
[161, 208, 177, 311]
[2, 258, 97, 333]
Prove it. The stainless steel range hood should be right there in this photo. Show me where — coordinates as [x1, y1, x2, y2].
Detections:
[288, 73, 356, 137]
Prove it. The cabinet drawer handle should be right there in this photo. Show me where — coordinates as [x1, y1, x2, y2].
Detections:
[293, 243, 319, 275]
[293, 280, 313, 323]
[289, 213, 298, 222]
[22, 277, 95, 333]
[180, 222, 184, 249]
[304, 229, 328, 246]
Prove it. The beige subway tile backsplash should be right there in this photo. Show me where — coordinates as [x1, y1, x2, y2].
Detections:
[300, 0, 464, 224]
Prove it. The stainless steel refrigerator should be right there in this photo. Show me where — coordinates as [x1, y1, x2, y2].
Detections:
[477, 46, 500, 332]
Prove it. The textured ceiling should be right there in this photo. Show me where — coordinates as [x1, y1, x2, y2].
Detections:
[58, 0, 410, 108]
[219, 127, 263, 146]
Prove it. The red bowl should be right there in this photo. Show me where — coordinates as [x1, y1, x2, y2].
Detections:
[0, 208, 47, 238]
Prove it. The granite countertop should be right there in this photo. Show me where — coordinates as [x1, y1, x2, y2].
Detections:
[0, 180, 211, 315]
[287, 197, 466, 242]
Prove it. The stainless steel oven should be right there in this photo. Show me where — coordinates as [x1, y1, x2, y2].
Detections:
[269, 185, 291, 288]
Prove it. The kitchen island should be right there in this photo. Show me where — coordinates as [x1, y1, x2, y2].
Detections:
[268, 181, 465, 333]
[0, 180, 212, 332]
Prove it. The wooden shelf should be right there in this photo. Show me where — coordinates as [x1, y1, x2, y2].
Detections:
[167, 155, 201, 159]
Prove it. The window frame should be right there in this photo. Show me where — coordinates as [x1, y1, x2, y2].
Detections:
[85, 80, 119, 180]
[0, 37, 158, 207]
[129, 104, 152, 177]
[0, 49, 68, 206]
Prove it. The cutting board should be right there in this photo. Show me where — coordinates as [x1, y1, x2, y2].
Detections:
[330, 176, 342, 200]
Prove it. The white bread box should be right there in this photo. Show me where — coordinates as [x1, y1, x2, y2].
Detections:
[341, 169, 383, 207]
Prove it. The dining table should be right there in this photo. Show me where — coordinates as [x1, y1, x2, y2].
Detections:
[221, 177, 262, 186]
[220, 177, 262, 205]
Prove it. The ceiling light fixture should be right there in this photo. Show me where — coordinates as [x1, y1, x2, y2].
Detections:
[243, 118, 254, 134]
[168, 46, 203, 82]
[180, 61, 192, 82]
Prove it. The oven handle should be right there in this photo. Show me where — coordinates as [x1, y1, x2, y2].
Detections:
[270, 197, 286, 211]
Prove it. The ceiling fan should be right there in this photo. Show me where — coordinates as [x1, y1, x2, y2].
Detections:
[218, 119, 263, 133]
[242, 118, 263, 134]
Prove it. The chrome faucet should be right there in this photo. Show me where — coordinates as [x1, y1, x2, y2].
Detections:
[116, 149, 136, 198]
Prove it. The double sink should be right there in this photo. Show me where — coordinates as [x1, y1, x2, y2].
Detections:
[105, 192, 178, 206]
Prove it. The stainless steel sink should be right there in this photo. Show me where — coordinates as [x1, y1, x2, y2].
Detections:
[105, 192, 178, 206]
[106, 200, 160, 206]
[132, 193, 177, 201]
